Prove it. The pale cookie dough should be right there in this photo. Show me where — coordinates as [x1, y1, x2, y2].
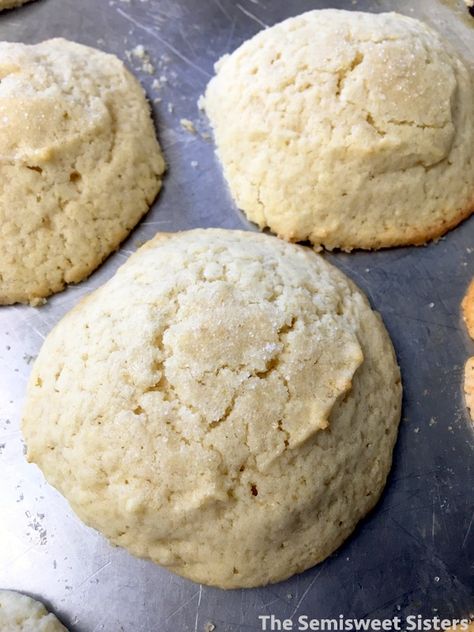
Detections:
[23, 229, 402, 589]
[0, 591, 67, 631]
[0, 0, 34, 9]
[203, 10, 474, 250]
[462, 279, 474, 339]
[0, 38, 165, 305]
[464, 356, 474, 422]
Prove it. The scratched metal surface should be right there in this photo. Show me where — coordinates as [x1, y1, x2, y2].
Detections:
[0, 0, 473, 630]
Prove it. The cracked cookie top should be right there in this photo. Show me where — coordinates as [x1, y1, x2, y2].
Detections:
[0, 38, 165, 305]
[22, 229, 402, 588]
[203, 10, 474, 250]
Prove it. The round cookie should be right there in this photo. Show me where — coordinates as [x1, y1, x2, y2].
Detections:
[0, 0, 34, 9]
[462, 279, 474, 339]
[0, 38, 165, 305]
[203, 10, 474, 250]
[464, 357, 474, 423]
[22, 229, 402, 588]
[461, 280, 474, 422]
[0, 590, 67, 631]
[445, 622, 474, 632]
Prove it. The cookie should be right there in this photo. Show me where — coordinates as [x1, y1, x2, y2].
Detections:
[445, 620, 474, 632]
[462, 279, 474, 339]
[0, 38, 165, 305]
[0, 0, 34, 9]
[464, 357, 474, 422]
[203, 10, 474, 250]
[22, 229, 402, 588]
[0, 590, 67, 631]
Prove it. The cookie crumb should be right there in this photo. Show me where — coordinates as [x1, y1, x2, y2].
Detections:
[130, 45, 155, 74]
[180, 118, 196, 134]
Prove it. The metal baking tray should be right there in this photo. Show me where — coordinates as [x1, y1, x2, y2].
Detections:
[0, 0, 473, 630]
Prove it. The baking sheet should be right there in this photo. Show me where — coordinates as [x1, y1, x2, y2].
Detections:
[0, 0, 473, 630]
